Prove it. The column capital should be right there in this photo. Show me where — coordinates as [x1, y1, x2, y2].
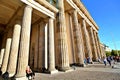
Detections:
[25, 5, 32, 10]
[78, 18, 86, 24]
[81, 17, 85, 20]
[90, 26, 93, 30]
[43, 17, 54, 23]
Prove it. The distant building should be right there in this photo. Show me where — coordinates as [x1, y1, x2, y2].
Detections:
[100, 43, 106, 57]
[105, 46, 112, 52]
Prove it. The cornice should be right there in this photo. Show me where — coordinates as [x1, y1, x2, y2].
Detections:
[73, 0, 99, 30]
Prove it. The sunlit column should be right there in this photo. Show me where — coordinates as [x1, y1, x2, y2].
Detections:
[72, 10, 85, 66]
[7, 21, 21, 77]
[0, 49, 5, 67]
[57, 0, 71, 71]
[48, 17, 58, 74]
[90, 27, 98, 61]
[82, 19, 93, 63]
[96, 33, 102, 58]
[94, 31, 101, 59]
[1, 38, 12, 74]
[15, 5, 32, 78]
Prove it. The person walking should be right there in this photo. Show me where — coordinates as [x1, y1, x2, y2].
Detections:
[103, 56, 107, 67]
[107, 56, 111, 66]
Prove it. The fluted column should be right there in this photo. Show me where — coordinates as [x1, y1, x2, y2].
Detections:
[58, 0, 71, 71]
[6, 21, 21, 77]
[94, 31, 101, 59]
[0, 49, 5, 67]
[82, 19, 93, 63]
[1, 38, 12, 74]
[15, 5, 32, 78]
[96, 33, 102, 58]
[72, 10, 85, 66]
[90, 27, 98, 61]
[48, 18, 58, 74]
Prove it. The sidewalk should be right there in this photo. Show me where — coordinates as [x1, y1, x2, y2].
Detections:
[34, 63, 120, 80]
[0, 63, 120, 80]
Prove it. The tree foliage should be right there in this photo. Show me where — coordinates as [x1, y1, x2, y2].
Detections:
[106, 50, 120, 56]
[105, 51, 111, 57]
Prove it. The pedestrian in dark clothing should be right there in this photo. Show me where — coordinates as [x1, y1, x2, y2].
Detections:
[107, 56, 111, 66]
[26, 66, 35, 80]
[103, 56, 107, 67]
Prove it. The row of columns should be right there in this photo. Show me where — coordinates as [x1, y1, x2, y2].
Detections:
[71, 9, 102, 63]
[73, 0, 101, 61]
[56, 0, 101, 70]
[0, 0, 102, 79]
[0, 4, 57, 79]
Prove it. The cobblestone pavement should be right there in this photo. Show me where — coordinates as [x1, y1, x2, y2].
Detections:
[34, 63, 120, 80]
[0, 63, 120, 80]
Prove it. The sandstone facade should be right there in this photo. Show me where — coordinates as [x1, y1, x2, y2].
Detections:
[0, 0, 106, 79]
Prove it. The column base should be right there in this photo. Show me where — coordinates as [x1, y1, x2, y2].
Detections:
[77, 63, 86, 67]
[15, 76, 28, 80]
[9, 73, 15, 77]
[90, 62, 94, 64]
[2, 72, 9, 78]
[0, 70, 2, 75]
[59, 67, 73, 72]
[48, 69, 58, 74]
[3, 72, 15, 77]
[1, 71, 5, 75]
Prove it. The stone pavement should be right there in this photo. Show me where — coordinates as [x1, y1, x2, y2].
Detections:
[0, 63, 120, 80]
[34, 63, 120, 80]
[112, 62, 120, 69]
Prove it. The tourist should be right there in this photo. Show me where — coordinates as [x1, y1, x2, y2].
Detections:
[98, 57, 102, 63]
[84, 58, 87, 65]
[26, 66, 35, 80]
[107, 56, 111, 66]
[87, 57, 90, 64]
[103, 56, 107, 67]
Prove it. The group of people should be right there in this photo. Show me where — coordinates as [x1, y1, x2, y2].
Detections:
[84, 56, 118, 67]
[103, 56, 118, 67]
[113, 56, 120, 62]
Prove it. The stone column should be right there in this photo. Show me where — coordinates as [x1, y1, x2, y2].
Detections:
[1, 38, 12, 74]
[79, 21, 86, 60]
[45, 23, 48, 69]
[48, 18, 58, 74]
[90, 27, 98, 61]
[0, 49, 5, 67]
[72, 10, 85, 66]
[96, 33, 102, 58]
[6, 21, 21, 77]
[82, 19, 93, 63]
[58, 0, 71, 71]
[15, 5, 32, 78]
[94, 31, 101, 59]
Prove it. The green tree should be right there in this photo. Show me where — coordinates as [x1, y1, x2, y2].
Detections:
[118, 50, 120, 56]
[111, 50, 118, 56]
[106, 51, 111, 57]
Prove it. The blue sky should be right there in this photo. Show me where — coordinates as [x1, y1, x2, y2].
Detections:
[81, 0, 120, 50]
